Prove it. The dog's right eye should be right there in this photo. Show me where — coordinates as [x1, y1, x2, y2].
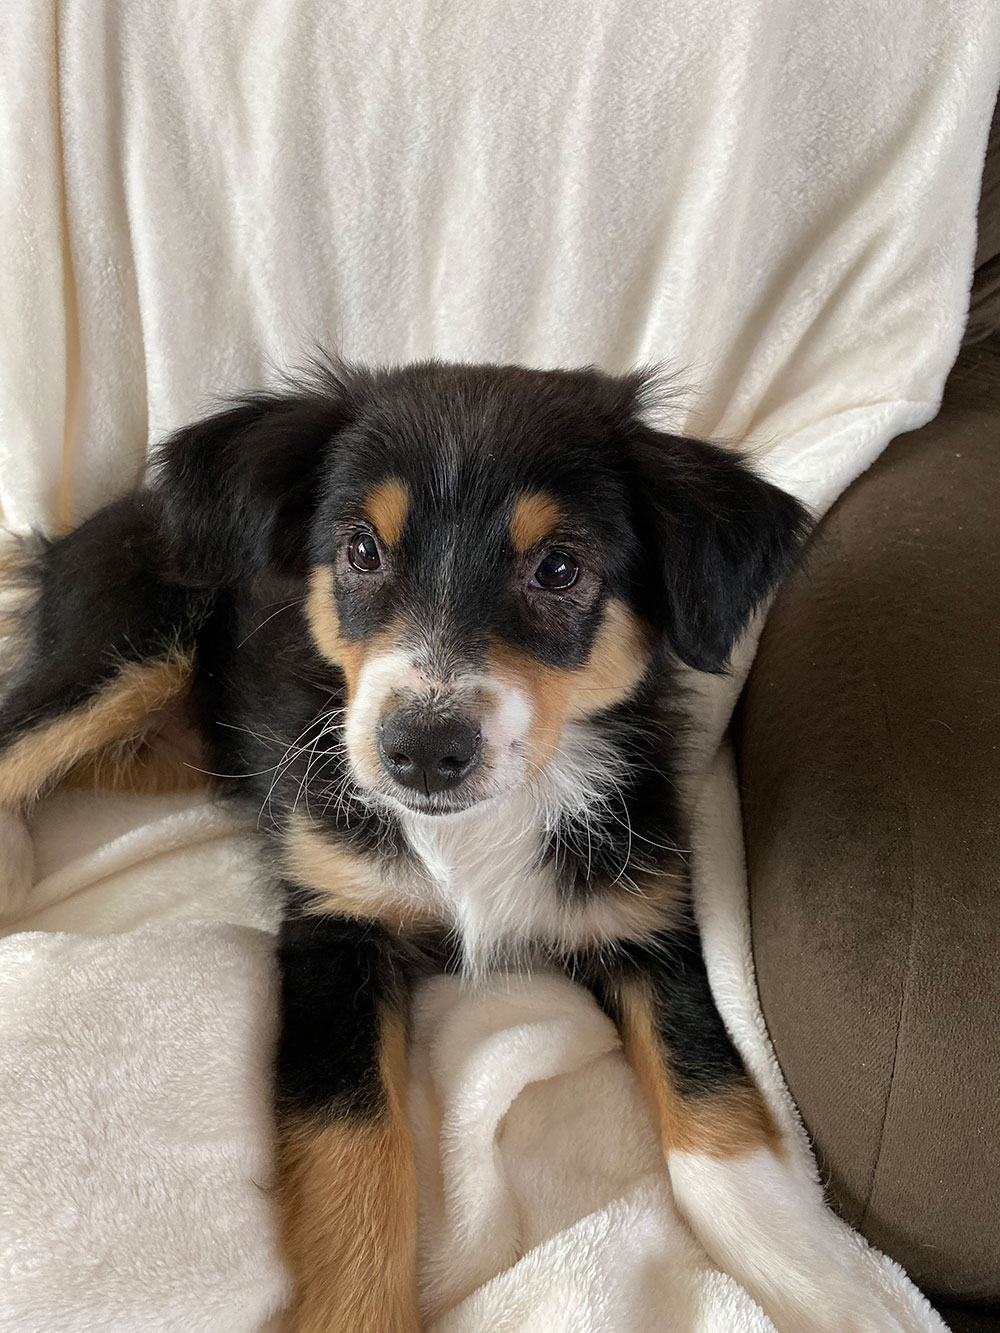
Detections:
[348, 531, 382, 572]
[531, 548, 579, 590]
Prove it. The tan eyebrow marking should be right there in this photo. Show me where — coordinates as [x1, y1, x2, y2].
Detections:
[363, 479, 410, 546]
[510, 492, 563, 554]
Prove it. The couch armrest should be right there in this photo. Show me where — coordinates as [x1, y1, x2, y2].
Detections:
[735, 337, 1000, 1308]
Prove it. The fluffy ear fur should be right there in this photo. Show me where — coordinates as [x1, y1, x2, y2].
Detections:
[154, 369, 364, 587]
[627, 427, 812, 673]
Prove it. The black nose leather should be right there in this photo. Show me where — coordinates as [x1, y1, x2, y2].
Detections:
[378, 714, 481, 794]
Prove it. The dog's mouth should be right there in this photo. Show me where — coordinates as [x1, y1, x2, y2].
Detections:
[378, 783, 504, 820]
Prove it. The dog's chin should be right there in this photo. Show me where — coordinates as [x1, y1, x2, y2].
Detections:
[372, 781, 515, 822]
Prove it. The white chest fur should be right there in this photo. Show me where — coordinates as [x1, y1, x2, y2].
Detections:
[285, 725, 675, 969]
[397, 787, 564, 972]
[395, 789, 672, 970]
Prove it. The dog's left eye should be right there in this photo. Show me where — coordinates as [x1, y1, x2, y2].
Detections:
[348, 531, 382, 572]
[531, 549, 579, 590]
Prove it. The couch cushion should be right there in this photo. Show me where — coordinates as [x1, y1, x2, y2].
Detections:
[737, 335, 1000, 1305]
[934, 1302, 1000, 1333]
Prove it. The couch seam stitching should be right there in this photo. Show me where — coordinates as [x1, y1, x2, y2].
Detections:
[855, 570, 920, 1234]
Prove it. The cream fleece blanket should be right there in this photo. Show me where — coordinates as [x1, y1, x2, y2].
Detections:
[1, 3, 997, 1330]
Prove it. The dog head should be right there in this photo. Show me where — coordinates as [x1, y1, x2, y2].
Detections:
[156, 362, 810, 821]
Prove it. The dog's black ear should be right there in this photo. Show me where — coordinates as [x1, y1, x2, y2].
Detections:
[628, 427, 812, 673]
[154, 375, 360, 587]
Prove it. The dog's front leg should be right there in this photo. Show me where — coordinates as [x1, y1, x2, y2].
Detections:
[275, 903, 419, 1333]
[583, 931, 878, 1333]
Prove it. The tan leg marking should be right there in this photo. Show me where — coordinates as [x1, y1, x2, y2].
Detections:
[0, 652, 195, 807]
[364, 479, 410, 547]
[0, 542, 38, 678]
[61, 690, 208, 795]
[0, 544, 29, 587]
[488, 599, 653, 766]
[277, 1012, 419, 1333]
[509, 492, 562, 554]
[618, 976, 780, 1159]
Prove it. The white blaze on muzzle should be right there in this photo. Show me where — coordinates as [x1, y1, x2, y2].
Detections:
[344, 648, 534, 802]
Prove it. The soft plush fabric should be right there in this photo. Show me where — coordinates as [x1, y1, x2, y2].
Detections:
[1, 3, 998, 1330]
[739, 334, 1000, 1315]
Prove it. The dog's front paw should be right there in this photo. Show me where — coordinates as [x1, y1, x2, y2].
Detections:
[0, 806, 34, 919]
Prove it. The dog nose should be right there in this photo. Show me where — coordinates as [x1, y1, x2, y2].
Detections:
[378, 714, 481, 794]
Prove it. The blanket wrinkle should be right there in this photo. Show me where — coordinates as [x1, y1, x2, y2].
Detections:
[1, 1, 997, 1328]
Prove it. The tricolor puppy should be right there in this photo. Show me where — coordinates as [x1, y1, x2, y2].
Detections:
[0, 363, 813, 1331]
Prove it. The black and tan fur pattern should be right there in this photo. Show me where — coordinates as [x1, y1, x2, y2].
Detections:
[0, 362, 811, 1329]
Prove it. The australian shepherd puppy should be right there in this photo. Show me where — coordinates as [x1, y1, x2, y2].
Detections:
[0, 362, 813, 1331]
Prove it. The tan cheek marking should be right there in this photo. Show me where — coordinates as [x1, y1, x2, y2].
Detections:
[276, 1013, 419, 1333]
[564, 599, 653, 719]
[0, 652, 194, 807]
[305, 565, 404, 706]
[618, 977, 781, 1160]
[488, 599, 653, 766]
[364, 478, 410, 548]
[305, 566, 363, 696]
[510, 492, 562, 554]
[282, 815, 438, 931]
